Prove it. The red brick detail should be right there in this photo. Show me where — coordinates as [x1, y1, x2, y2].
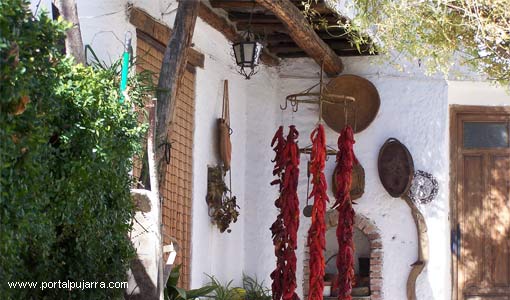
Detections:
[302, 211, 383, 299]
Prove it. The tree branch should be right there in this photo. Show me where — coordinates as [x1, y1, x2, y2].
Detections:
[53, 0, 85, 64]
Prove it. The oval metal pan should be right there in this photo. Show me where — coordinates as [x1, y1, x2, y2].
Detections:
[378, 138, 415, 198]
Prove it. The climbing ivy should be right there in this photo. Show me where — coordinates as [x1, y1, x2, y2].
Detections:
[0, 1, 151, 299]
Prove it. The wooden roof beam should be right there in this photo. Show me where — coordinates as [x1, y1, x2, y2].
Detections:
[255, 0, 343, 76]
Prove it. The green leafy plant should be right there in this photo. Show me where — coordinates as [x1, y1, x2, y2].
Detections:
[242, 275, 271, 300]
[206, 275, 246, 300]
[164, 265, 216, 300]
[0, 1, 152, 299]
[303, 0, 510, 85]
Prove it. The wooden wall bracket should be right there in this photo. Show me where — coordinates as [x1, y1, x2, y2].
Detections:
[402, 195, 429, 300]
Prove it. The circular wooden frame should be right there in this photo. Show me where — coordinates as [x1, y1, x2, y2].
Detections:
[321, 75, 380, 133]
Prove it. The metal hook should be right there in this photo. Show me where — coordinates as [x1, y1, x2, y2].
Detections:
[280, 100, 288, 110]
[291, 99, 299, 112]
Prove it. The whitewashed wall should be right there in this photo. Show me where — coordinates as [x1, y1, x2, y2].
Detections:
[31, 1, 510, 299]
[243, 57, 451, 300]
[448, 81, 510, 106]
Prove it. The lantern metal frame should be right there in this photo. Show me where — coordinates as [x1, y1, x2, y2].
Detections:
[232, 30, 263, 79]
[231, 2, 263, 80]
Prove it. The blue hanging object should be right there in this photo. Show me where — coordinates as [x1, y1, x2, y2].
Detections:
[119, 32, 132, 103]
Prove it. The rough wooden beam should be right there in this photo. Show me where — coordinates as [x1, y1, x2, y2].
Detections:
[129, 6, 204, 68]
[136, 29, 204, 68]
[210, 0, 264, 9]
[229, 13, 280, 23]
[198, 3, 238, 41]
[255, 0, 343, 75]
[198, 3, 279, 66]
[155, 0, 199, 202]
[236, 23, 288, 34]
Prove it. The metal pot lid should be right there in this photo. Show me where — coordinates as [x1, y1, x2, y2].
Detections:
[332, 162, 365, 201]
[408, 170, 438, 204]
[321, 75, 380, 133]
[378, 138, 415, 198]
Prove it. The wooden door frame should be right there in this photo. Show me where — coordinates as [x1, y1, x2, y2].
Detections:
[449, 104, 510, 300]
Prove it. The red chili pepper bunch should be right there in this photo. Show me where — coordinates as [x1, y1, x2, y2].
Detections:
[270, 126, 300, 300]
[332, 126, 357, 300]
[307, 124, 329, 300]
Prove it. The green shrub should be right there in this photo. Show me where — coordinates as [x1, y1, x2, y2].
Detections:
[242, 275, 271, 300]
[0, 1, 150, 299]
[163, 265, 215, 300]
[206, 275, 246, 300]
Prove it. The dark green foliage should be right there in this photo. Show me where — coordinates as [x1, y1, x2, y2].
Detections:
[0, 1, 150, 299]
[206, 275, 245, 300]
[242, 275, 271, 300]
[164, 265, 216, 300]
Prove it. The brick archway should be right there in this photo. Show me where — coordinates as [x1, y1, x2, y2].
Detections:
[303, 211, 383, 300]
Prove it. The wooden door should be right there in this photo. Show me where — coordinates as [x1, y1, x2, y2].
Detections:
[451, 106, 510, 300]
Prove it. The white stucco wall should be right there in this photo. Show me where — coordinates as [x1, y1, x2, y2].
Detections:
[242, 57, 451, 300]
[448, 81, 510, 106]
[30, 1, 510, 299]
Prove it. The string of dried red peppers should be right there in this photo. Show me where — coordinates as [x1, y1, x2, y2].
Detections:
[307, 124, 329, 300]
[270, 126, 300, 300]
[332, 126, 357, 300]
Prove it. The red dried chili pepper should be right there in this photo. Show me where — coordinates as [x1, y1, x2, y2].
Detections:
[271, 126, 300, 300]
[307, 124, 329, 300]
[332, 126, 357, 300]
[270, 126, 286, 300]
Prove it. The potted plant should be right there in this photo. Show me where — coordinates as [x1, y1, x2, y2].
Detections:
[242, 275, 271, 300]
[206, 275, 246, 300]
[165, 265, 216, 300]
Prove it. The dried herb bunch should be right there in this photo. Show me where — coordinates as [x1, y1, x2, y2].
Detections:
[206, 165, 240, 233]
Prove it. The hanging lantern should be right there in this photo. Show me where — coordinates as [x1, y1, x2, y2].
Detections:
[232, 31, 263, 79]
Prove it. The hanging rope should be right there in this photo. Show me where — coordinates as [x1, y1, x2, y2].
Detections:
[307, 124, 328, 300]
[332, 126, 357, 300]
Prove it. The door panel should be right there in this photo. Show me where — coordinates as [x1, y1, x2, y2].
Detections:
[452, 106, 510, 300]
[488, 156, 510, 287]
[461, 155, 485, 289]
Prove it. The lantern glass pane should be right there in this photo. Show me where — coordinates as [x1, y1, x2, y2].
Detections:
[233, 43, 242, 65]
[243, 42, 255, 65]
[253, 42, 263, 65]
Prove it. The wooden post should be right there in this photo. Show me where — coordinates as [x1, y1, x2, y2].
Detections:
[153, 0, 199, 189]
[53, 0, 85, 64]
